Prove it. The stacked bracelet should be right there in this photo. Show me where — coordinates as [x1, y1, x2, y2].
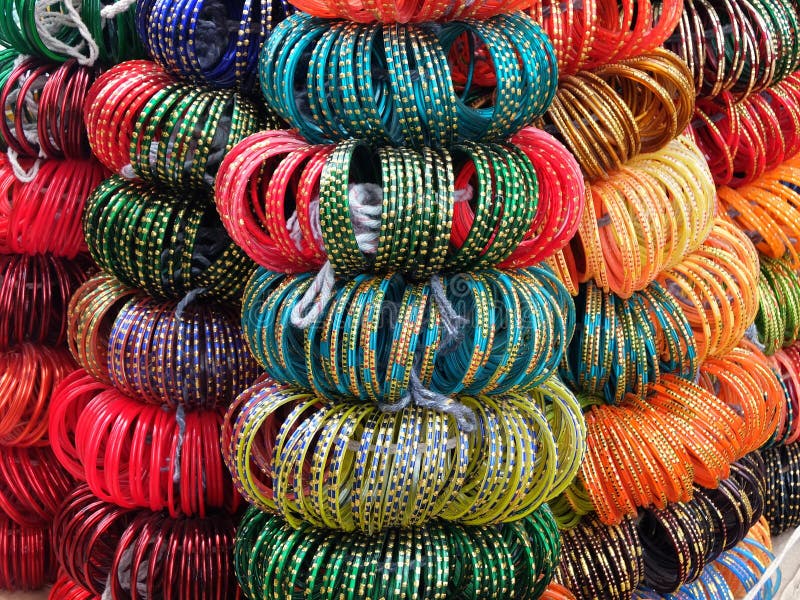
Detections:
[754, 257, 800, 354]
[287, 0, 530, 22]
[0, 517, 55, 591]
[259, 12, 557, 147]
[49, 571, 97, 600]
[760, 442, 800, 534]
[83, 175, 255, 302]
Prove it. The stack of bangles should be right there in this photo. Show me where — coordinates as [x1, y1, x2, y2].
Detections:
[287, 0, 528, 22]
[0, 517, 55, 591]
[221, 375, 585, 531]
[234, 504, 561, 600]
[634, 521, 779, 599]
[215, 128, 583, 273]
[0, 343, 74, 447]
[83, 176, 255, 301]
[67, 274, 261, 409]
[259, 12, 557, 147]
[656, 218, 760, 361]
[766, 342, 800, 445]
[637, 453, 766, 592]
[540, 48, 695, 180]
[0, 156, 106, 258]
[760, 442, 800, 535]
[0, 0, 142, 64]
[572, 372, 768, 524]
[555, 514, 644, 599]
[665, 0, 800, 98]
[48, 370, 240, 517]
[717, 158, 800, 268]
[135, 0, 293, 87]
[49, 571, 97, 600]
[564, 136, 716, 297]
[691, 76, 800, 186]
[561, 281, 698, 404]
[0, 253, 90, 350]
[754, 257, 800, 354]
[241, 266, 574, 402]
[83, 60, 271, 185]
[52, 485, 239, 598]
[530, 0, 683, 73]
[0, 57, 97, 160]
[0, 445, 73, 527]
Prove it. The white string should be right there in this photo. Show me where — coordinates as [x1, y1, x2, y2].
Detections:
[100, 0, 136, 19]
[34, 0, 100, 66]
[6, 148, 41, 183]
[742, 526, 800, 600]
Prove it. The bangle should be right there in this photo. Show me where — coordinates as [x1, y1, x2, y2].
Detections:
[0, 0, 144, 64]
[766, 343, 800, 445]
[216, 128, 581, 274]
[234, 504, 560, 600]
[242, 266, 574, 402]
[0, 343, 75, 447]
[761, 442, 800, 535]
[49, 370, 240, 517]
[259, 13, 557, 148]
[555, 513, 643, 600]
[0, 157, 106, 258]
[0, 57, 97, 159]
[0, 517, 55, 590]
[136, 0, 293, 88]
[83, 175, 255, 302]
[285, 0, 531, 22]
[49, 571, 97, 600]
[0, 253, 91, 351]
[754, 257, 800, 354]
[222, 374, 585, 531]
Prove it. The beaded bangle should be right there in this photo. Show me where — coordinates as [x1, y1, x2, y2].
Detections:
[561, 280, 697, 403]
[0, 0, 144, 64]
[0, 517, 55, 590]
[49, 571, 97, 600]
[555, 514, 643, 599]
[52, 485, 239, 598]
[234, 505, 559, 600]
[216, 128, 581, 274]
[657, 218, 760, 362]
[0, 157, 106, 258]
[259, 12, 557, 148]
[136, 0, 293, 88]
[0, 253, 90, 351]
[48, 370, 240, 517]
[242, 266, 574, 402]
[222, 375, 585, 531]
[0, 343, 75, 447]
[83, 175, 255, 301]
[760, 442, 800, 534]
[539, 50, 694, 180]
[0, 445, 74, 528]
[0, 57, 97, 159]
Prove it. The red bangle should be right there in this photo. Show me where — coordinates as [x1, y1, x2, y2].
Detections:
[0, 517, 56, 590]
[49, 570, 99, 600]
[50, 370, 240, 517]
[0, 253, 91, 351]
[0, 445, 74, 527]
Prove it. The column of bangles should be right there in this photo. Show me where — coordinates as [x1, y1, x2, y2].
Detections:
[83, 59, 272, 186]
[0, 156, 106, 258]
[215, 128, 583, 273]
[760, 442, 800, 535]
[286, 0, 529, 22]
[241, 266, 574, 402]
[67, 274, 261, 410]
[52, 485, 239, 598]
[83, 175, 255, 302]
[561, 280, 698, 404]
[530, 0, 683, 74]
[259, 12, 557, 147]
[234, 504, 560, 600]
[49, 570, 97, 600]
[753, 257, 800, 354]
[135, 0, 293, 87]
[48, 370, 240, 517]
[0, 518, 55, 591]
[691, 75, 800, 186]
[0, 0, 143, 64]
[766, 343, 800, 445]
[221, 374, 585, 531]
[0, 56, 97, 160]
[539, 48, 695, 180]
[563, 136, 716, 297]
[664, 0, 800, 98]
